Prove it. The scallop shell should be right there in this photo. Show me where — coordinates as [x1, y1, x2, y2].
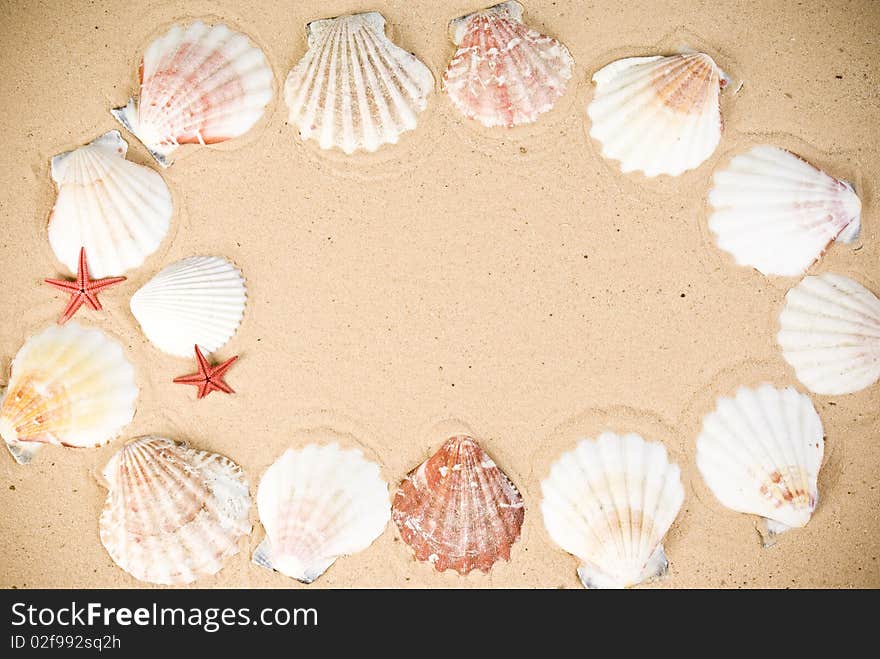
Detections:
[392, 435, 524, 575]
[254, 443, 390, 583]
[778, 274, 880, 395]
[708, 146, 862, 276]
[588, 52, 727, 177]
[130, 256, 247, 357]
[541, 432, 684, 588]
[696, 384, 823, 544]
[284, 11, 434, 154]
[444, 1, 574, 128]
[99, 436, 251, 584]
[48, 130, 172, 278]
[112, 21, 273, 167]
[0, 323, 137, 464]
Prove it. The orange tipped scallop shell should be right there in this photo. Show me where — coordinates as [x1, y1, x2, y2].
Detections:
[0, 323, 138, 464]
[588, 52, 727, 177]
[392, 435, 524, 574]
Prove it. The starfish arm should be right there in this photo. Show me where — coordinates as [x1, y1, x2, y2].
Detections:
[209, 355, 239, 379]
[194, 346, 211, 374]
[83, 291, 104, 311]
[77, 248, 89, 289]
[207, 379, 235, 395]
[57, 295, 86, 324]
[173, 373, 209, 384]
[197, 381, 211, 399]
[89, 276, 126, 293]
[44, 278, 80, 293]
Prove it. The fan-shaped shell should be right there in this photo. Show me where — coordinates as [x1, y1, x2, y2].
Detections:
[391, 435, 524, 575]
[708, 146, 862, 276]
[778, 274, 880, 395]
[541, 432, 684, 588]
[99, 436, 251, 584]
[284, 11, 434, 154]
[112, 21, 273, 167]
[696, 384, 823, 542]
[444, 1, 573, 128]
[588, 52, 727, 177]
[48, 130, 172, 278]
[254, 443, 390, 583]
[130, 256, 246, 357]
[0, 323, 137, 464]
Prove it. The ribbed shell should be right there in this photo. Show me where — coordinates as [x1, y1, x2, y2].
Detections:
[778, 274, 880, 395]
[588, 52, 726, 177]
[112, 21, 273, 167]
[541, 432, 684, 588]
[696, 384, 823, 537]
[0, 323, 137, 464]
[99, 436, 251, 585]
[254, 443, 390, 583]
[284, 11, 434, 154]
[130, 256, 247, 357]
[391, 435, 524, 574]
[709, 146, 862, 276]
[48, 130, 172, 278]
[444, 1, 573, 128]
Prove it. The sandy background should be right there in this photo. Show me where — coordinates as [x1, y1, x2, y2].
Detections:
[0, 0, 878, 589]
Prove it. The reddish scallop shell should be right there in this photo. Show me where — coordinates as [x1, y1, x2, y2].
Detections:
[392, 435, 524, 574]
[443, 1, 574, 128]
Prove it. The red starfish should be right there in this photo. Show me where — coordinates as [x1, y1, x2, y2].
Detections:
[173, 345, 239, 399]
[44, 247, 126, 324]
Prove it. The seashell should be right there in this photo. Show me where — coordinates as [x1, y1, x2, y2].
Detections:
[99, 436, 251, 584]
[130, 256, 246, 357]
[588, 52, 727, 177]
[696, 384, 823, 544]
[254, 443, 390, 583]
[284, 12, 434, 155]
[0, 323, 137, 464]
[778, 273, 880, 395]
[443, 1, 574, 128]
[541, 432, 684, 588]
[48, 130, 172, 278]
[708, 146, 862, 276]
[112, 21, 273, 167]
[392, 435, 524, 575]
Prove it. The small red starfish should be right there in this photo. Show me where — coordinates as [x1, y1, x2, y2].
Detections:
[173, 345, 239, 399]
[44, 247, 126, 324]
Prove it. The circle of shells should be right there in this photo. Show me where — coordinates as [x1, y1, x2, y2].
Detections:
[0, 2, 876, 588]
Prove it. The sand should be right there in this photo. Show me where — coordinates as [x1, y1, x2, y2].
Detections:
[0, 0, 878, 589]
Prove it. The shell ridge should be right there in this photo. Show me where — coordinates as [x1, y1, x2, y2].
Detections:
[352, 27, 398, 149]
[362, 22, 431, 105]
[359, 23, 420, 133]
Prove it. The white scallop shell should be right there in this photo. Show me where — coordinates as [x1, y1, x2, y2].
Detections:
[0, 323, 138, 464]
[112, 21, 273, 167]
[284, 11, 434, 154]
[99, 436, 251, 585]
[48, 130, 172, 278]
[444, 1, 574, 128]
[588, 52, 727, 177]
[708, 146, 862, 276]
[696, 384, 823, 543]
[254, 443, 390, 583]
[778, 274, 880, 395]
[130, 256, 246, 357]
[541, 432, 684, 589]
